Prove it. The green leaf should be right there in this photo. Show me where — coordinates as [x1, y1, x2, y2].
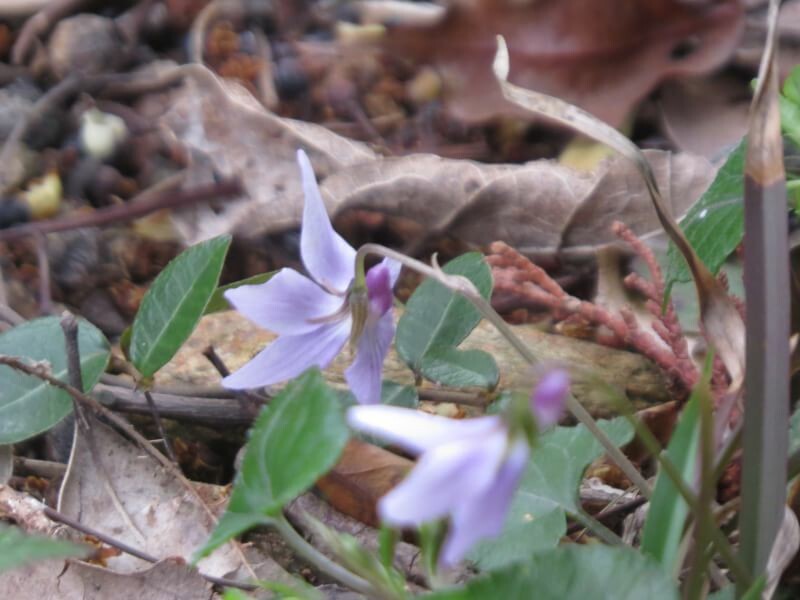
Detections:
[666, 140, 745, 286]
[0, 317, 109, 444]
[196, 369, 349, 559]
[470, 418, 633, 570]
[641, 393, 700, 571]
[781, 66, 800, 148]
[381, 381, 418, 408]
[791, 402, 800, 457]
[396, 253, 492, 373]
[204, 272, 275, 315]
[429, 545, 678, 600]
[130, 235, 231, 377]
[0, 524, 88, 573]
[420, 347, 498, 389]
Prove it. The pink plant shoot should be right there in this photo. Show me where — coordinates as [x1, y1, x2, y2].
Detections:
[347, 370, 569, 567]
[221, 149, 399, 404]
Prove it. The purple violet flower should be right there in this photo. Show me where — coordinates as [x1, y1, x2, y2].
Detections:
[346, 370, 569, 567]
[221, 150, 400, 404]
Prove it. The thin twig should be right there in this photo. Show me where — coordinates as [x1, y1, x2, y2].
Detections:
[201, 345, 266, 418]
[143, 389, 178, 464]
[0, 177, 243, 242]
[417, 388, 488, 407]
[35, 233, 53, 316]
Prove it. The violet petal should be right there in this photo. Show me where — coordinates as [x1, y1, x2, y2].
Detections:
[297, 150, 356, 293]
[344, 310, 394, 404]
[222, 319, 350, 389]
[223, 268, 342, 336]
[440, 437, 528, 566]
[365, 263, 394, 316]
[347, 407, 503, 454]
[380, 257, 402, 288]
[531, 369, 570, 430]
[378, 433, 506, 527]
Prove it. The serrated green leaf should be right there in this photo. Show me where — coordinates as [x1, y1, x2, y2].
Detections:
[130, 235, 231, 377]
[196, 369, 349, 559]
[0, 317, 109, 444]
[381, 381, 418, 408]
[0, 524, 88, 573]
[666, 140, 745, 286]
[204, 272, 275, 315]
[420, 347, 498, 389]
[429, 545, 678, 600]
[641, 393, 699, 571]
[397, 253, 492, 373]
[470, 418, 633, 570]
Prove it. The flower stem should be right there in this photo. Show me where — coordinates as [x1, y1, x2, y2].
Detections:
[355, 244, 651, 497]
[272, 514, 380, 597]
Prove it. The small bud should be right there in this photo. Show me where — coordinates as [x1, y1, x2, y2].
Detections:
[530, 369, 569, 430]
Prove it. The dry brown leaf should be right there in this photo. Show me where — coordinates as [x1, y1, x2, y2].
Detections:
[0, 557, 214, 600]
[237, 149, 714, 258]
[659, 74, 750, 158]
[158, 64, 714, 256]
[157, 65, 377, 244]
[764, 507, 800, 599]
[383, 0, 744, 126]
[316, 439, 412, 528]
[56, 415, 290, 585]
[161, 310, 670, 417]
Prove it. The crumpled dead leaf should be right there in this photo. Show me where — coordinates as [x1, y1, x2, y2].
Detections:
[383, 0, 744, 126]
[316, 439, 412, 528]
[301, 150, 713, 259]
[0, 556, 213, 600]
[56, 415, 289, 585]
[158, 64, 377, 244]
[0, 486, 215, 599]
[158, 64, 715, 256]
[764, 507, 800, 599]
